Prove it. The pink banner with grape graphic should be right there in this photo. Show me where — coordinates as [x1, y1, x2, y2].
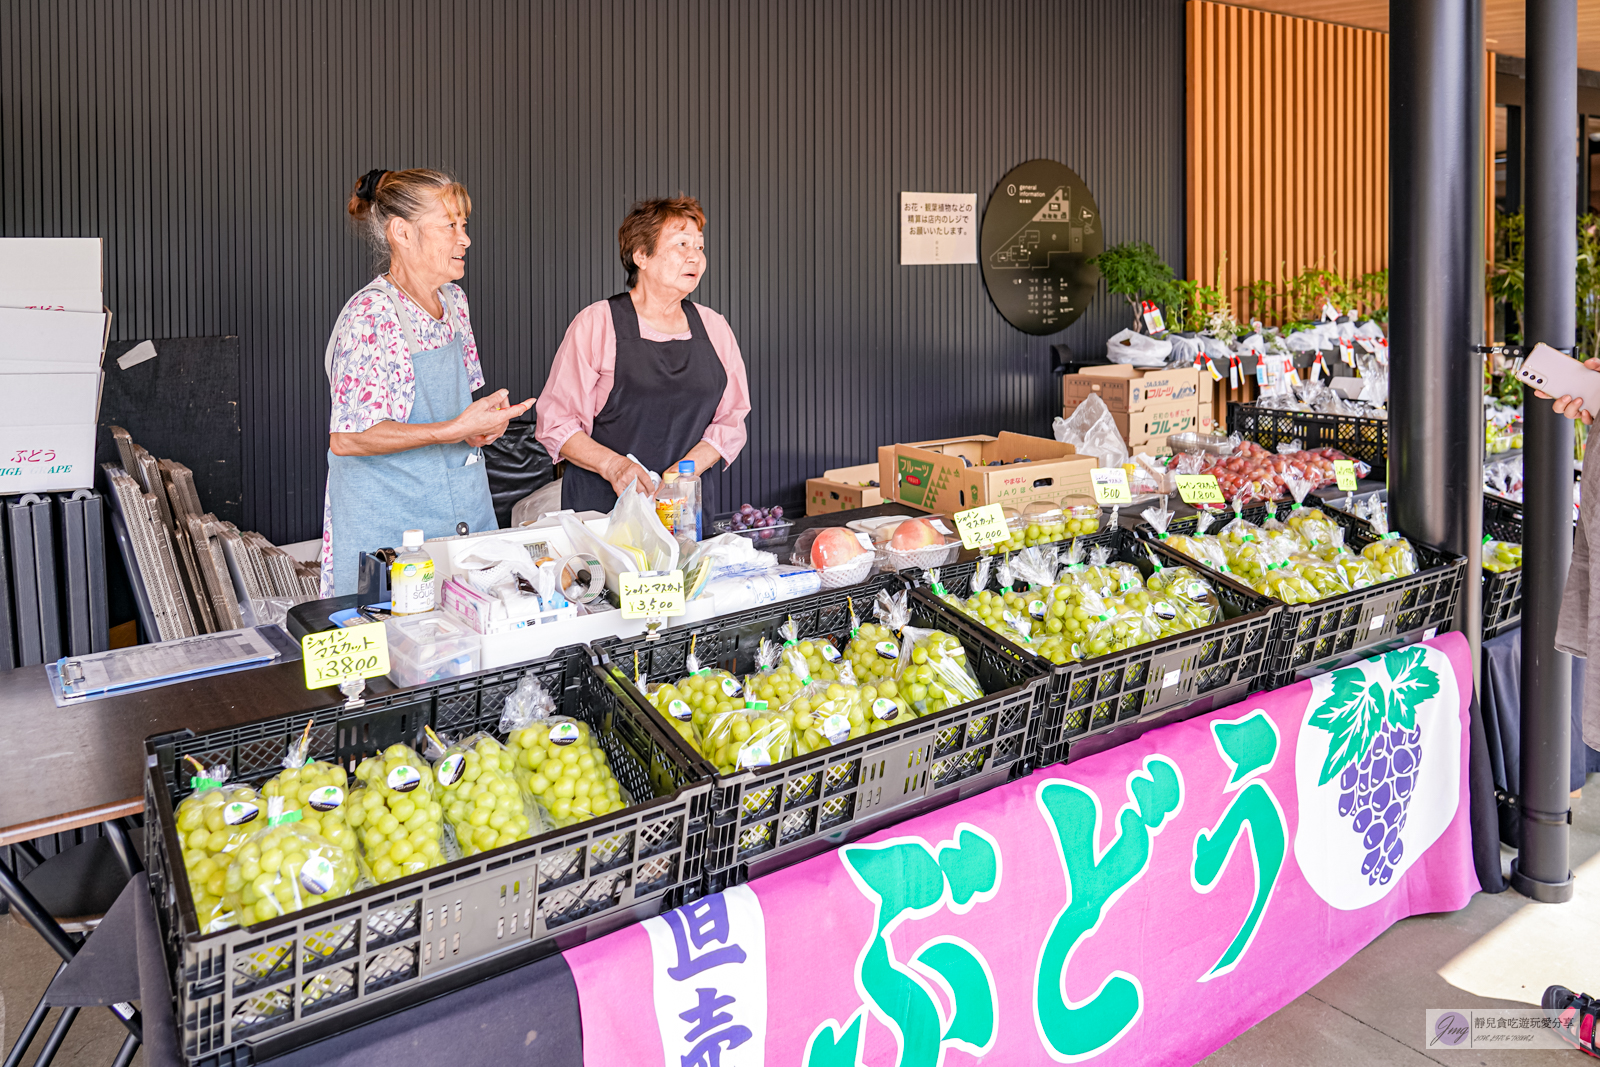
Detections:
[565, 633, 1479, 1067]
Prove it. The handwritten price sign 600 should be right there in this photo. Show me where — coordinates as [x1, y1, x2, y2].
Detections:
[302, 623, 391, 689]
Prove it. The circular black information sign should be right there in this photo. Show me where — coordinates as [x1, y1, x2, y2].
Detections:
[980, 159, 1103, 336]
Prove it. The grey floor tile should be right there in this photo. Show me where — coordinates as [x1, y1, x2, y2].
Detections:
[0, 914, 142, 1067]
[1201, 993, 1440, 1067]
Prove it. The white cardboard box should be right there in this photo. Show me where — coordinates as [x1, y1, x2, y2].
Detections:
[0, 306, 110, 365]
[0, 361, 102, 424]
[0, 422, 97, 493]
[0, 238, 103, 313]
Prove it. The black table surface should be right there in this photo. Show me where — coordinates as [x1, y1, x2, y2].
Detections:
[0, 499, 1142, 842]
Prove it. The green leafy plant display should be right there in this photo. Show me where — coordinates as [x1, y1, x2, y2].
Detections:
[1488, 209, 1600, 363]
[1089, 242, 1175, 332]
[1239, 262, 1389, 331]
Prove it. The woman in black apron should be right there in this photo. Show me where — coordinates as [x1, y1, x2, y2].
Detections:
[536, 196, 752, 513]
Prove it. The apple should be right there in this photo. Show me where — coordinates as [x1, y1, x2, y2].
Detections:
[812, 527, 868, 570]
[889, 518, 943, 552]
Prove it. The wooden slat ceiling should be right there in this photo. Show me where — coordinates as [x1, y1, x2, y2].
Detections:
[1236, 0, 1600, 72]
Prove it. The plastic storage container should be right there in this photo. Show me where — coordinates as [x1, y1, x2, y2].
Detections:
[593, 573, 1044, 891]
[1134, 504, 1466, 689]
[1228, 401, 1389, 481]
[1481, 493, 1525, 640]
[909, 527, 1279, 767]
[145, 649, 711, 1067]
[385, 611, 482, 688]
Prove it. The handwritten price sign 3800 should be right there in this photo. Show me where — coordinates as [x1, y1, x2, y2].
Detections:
[302, 623, 390, 689]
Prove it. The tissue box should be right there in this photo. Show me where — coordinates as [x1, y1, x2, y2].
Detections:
[385, 610, 482, 687]
[441, 577, 578, 635]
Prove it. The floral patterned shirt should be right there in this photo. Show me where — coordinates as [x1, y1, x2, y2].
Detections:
[320, 277, 485, 595]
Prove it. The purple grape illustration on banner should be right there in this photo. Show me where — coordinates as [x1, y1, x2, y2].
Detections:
[1309, 645, 1440, 887]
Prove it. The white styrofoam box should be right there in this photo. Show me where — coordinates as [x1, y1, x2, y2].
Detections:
[418, 510, 611, 579]
[0, 422, 97, 493]
[475, 597, 720, 670]
[0, 238, 103, 313]
[0, 360, 103, 425]
[0, 306, 110, 365]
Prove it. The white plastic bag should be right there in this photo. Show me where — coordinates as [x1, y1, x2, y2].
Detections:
[1105, 328, 1171, 367]
[1054, 393, 1130, 468]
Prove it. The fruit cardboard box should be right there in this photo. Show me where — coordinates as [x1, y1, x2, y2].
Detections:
[1062, 395, 1201, 441]
[1063, 364, 1202, 412]
[806, 463, 883, 515]
[878, 432, 1098, 513]
[1127, 399, 1204, 447]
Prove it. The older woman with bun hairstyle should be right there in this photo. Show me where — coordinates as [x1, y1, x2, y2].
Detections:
[537, 195, 751, 512]
[319, 168, 532, 595]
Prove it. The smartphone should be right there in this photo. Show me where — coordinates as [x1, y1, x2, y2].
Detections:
[1514, 342, 1600, 417]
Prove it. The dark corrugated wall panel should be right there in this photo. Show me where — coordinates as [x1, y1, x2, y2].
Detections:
[2, 0, 1185, 543]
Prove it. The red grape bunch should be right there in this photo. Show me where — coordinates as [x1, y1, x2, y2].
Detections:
[1337, 723, 1421, 886]
[730, 503, 784, 531]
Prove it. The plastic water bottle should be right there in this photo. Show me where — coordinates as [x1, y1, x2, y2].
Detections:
[667, 460, 702, 542]
[389, 529, 437, 615]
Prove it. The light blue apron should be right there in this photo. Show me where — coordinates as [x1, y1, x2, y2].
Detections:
[325, 286, 496, 595]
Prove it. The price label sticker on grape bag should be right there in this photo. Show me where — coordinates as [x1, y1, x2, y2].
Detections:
[1090, 467, 1132, 505]
[302, 622, 390, 690]
[1333, 460, 1358, 491]
[1174, 474, 1225, 506]
[953, 503, 1009, 549]
[619, 569, 687, 619]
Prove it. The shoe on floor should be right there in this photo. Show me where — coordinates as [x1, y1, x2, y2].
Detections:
[1544, 985, 1600, 1058]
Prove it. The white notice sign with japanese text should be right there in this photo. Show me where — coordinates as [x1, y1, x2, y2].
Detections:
[901, 191, 977, 265]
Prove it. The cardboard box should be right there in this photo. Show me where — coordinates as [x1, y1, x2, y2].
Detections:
[1063, 397, 1203, 446]
[1127, 400, 1204, 446]
[0, 361, 103, 422]
[878, 432, 1098, 513]
[0, 422, 97, 493]
[1064, 364, 1202, 411]
[1196, 402, 1217, 435]
[0, 306, 110, 365]
[806, 463, 883, 514]
[0, 238, 103, 313]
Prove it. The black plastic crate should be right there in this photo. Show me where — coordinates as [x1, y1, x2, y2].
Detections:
[909, 527, 1280, 767]
[593, 583, 1046, 892]
[145, 648, 710, 1067]
[1141, 505, 1466, 687]
[1482, 493, 1524, 639]
[1228, 401, 1389, 480]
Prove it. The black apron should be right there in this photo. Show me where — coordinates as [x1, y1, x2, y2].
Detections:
[561, 293, 728, 513]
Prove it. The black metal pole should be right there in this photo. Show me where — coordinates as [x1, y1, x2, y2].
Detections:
[1390, 0, 1504, 893]
[1389, 0, 1485, 627]
[1514, 0, 1577, 903]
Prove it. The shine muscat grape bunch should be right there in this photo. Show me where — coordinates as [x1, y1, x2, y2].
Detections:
[175, 765, 265, 931]
[348, 744, 446, 884]
[223, 809, 360, 926]
[429, 731, 538, 857]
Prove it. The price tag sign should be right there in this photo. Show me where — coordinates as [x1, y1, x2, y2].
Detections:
[1089, 467, 1132, 506]
[952, 503, 1009, 549]
[1175, 474, 1225, 506]
[1333, 460, 1359, 492]
[302, 622, 390, 690]
[620, 569, 687, 619]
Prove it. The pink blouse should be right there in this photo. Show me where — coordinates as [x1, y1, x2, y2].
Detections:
[535, 299, 751, 467]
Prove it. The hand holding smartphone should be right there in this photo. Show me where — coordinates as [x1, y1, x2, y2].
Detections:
[1514, 342, 1600, 424]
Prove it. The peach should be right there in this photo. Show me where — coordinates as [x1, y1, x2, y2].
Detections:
[811, 527, 867, 570]
[889, 518, 943, 551]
